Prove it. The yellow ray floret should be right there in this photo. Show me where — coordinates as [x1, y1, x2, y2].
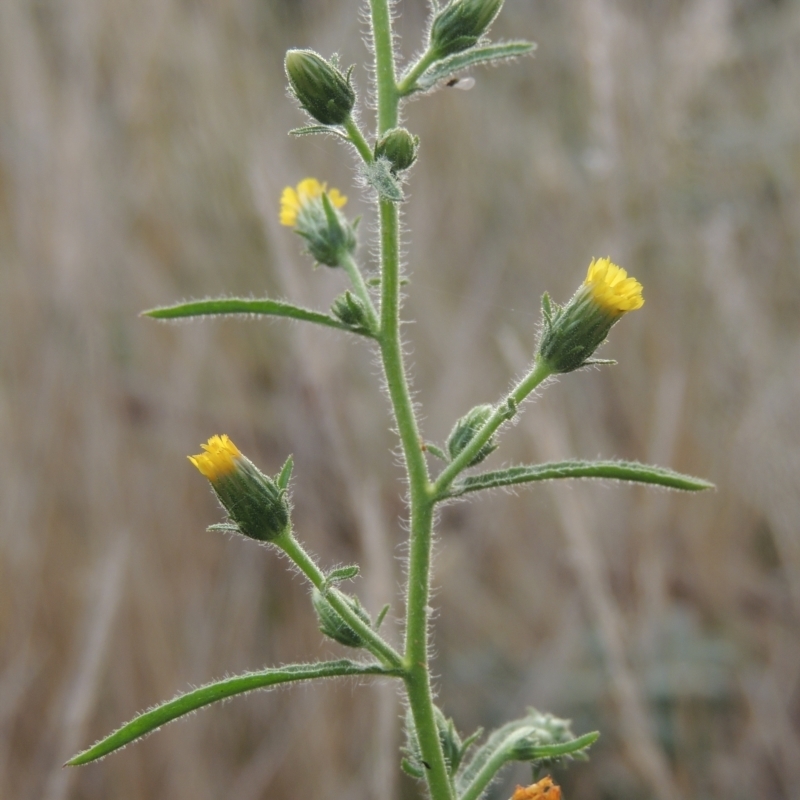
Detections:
[189, 435, 242, 482]
[584, 257, 644, 314]
[279, 178, 347, 227]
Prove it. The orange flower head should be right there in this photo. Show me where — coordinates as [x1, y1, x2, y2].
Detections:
[511, 775, 562, 800]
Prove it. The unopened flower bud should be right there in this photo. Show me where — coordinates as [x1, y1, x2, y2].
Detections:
[312, 588, 371, 648]
[189, 435, 290, 542]
[331, 291, 373, 334]
[285, 49, 356, 126]
[447, 404, 497, 466]
[404, 706, 465, 778]
[429, 0, 504, 59]
[374, 127, 419, 173]
[537, 257, 644, 374]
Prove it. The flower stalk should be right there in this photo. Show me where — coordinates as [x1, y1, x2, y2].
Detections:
[275, 531, 404, 670]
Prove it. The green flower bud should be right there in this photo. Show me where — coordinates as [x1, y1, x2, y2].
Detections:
[312, 588, 371, 648]
[447, 404, 497, 466]
[285, 49, 356, 126]
[429, 0, 504, 59]
[403, 706, 465, 778]
[537, 258, 644, 374]
[331, 291, 373, 335]
[374, 127, 419, 173]
[506, 711, 574, 764]
[189, 436, 290, 542]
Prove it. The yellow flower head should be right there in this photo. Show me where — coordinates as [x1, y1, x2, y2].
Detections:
[188, 435, 242, 482]
[537, 257, 644, 373]
[189, 436, 291, 541]
[279, 178, 347, 227]
[584, 257, 644, 314]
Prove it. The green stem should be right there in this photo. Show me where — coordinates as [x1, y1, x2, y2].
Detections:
[397, 50, 439, 97]
[369, 0, 399, 133]
[377, 205, 453, 796]
[458, 737, 518, 800]
[376, 201, 429, 494]
[341, 252, 380, 334]
[403, 500, 458, 800]
[369, 3, 454, 798]
[344, 116, 374, 163]
[433, 357, 553, 497]
[276, 531, 403, 670]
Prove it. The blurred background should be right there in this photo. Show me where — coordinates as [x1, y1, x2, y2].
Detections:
[1, 0, 799, 798]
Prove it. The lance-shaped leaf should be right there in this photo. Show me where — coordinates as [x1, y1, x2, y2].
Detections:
[410, 41, 537, 94]
[66, 659, 397, 766]
[445, 459, 714, 498]
[289, 125, 350, 142]
[143, 297, 371, 336]
[361, 157, 404, 202]
[455, 709, 598, 800]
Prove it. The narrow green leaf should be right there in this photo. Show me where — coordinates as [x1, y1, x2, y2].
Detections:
[447, 459, 714, 498]
[142, 297, 368, 335]
[374, 603, 390, 630]
[413, 41, 537, 93]
[277, 455, 294, 491]
[206, 523, 240, 534]
[361, 157, 404, 202]
[401, 757, 425, 779]
[523, 731, 599, 760]
[425, 443, 450, 463]
[66, 660, 396, 766]
[541, 291, 553, 326]
[459, 726, 483, 761]
[325, 564, 360, 585]
[289, 125, 349, 141]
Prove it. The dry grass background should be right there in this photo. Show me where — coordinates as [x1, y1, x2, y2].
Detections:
[1, 0, 799, 798]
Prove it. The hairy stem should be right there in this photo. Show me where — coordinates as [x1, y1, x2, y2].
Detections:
[369, 0, 399, 133]
[344, 116, 374, 163]
[397, 50, 438, 96]
[277, 531, 403, 669]
[433, 357, 553, 497]
[370, 2, 454, 798]
[458, 735, 519, 800]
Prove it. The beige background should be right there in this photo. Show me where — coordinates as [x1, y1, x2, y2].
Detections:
[1, 0, 799, 798]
